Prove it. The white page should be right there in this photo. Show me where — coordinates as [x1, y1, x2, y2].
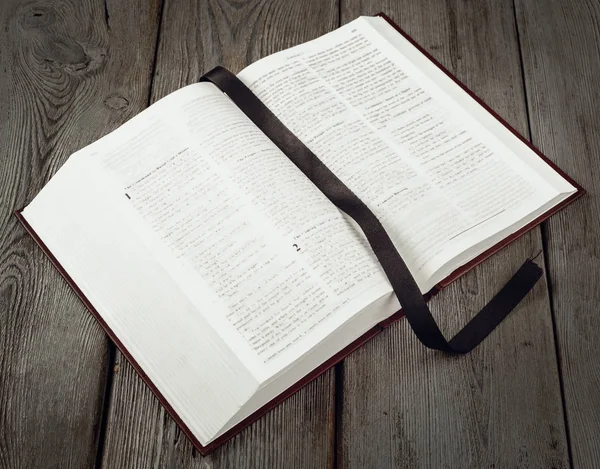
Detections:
[365, 16, 575, 191]
[238, 16, 576, 290]
[21, 78, 396, 444]
[215, 288, 399, 439]
[71, 82, 393, 378]
[22, 156, 258, 445]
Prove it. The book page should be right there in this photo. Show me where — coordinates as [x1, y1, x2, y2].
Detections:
[21, 80, 395, 444]
[238, 16, 576, 290]
[22, 154, 259, 446]
[77, 82, 392, 377]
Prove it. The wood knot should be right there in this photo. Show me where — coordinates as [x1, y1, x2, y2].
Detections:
[42, 41, 107, 75]
[20, 5, 56, 29]
[104, 94, 130, 110]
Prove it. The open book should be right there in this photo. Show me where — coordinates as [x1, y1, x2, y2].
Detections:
[18, 14, 582, 453]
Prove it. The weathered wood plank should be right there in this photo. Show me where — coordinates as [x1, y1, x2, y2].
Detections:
[99, 0, 338, 467]
[338, 1, 570, 468]
[0, 1, 161, 468]
[515, 0, 600, 466]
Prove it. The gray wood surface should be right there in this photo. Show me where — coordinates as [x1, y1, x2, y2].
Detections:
[516, 0, 600, 466]
[99, 1, 338, 468]
[0, 1, 161, 468]
[337, 1, 570, 468]
[0, 0, 597, 468]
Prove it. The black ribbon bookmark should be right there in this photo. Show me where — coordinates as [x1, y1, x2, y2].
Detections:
[201, 66, 543, 354]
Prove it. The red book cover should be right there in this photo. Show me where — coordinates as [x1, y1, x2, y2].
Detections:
[15, 13, 584, 455]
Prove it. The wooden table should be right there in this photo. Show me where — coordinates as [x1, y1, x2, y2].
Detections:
[1, 0, 598, 467]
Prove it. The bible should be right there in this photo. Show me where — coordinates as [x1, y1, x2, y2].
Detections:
[17, 14, 583, 454]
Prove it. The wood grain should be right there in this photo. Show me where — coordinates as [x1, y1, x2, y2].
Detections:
[99, 0, 338, 467]
[0, 0, 161, 468]
[515, 0, 600, 466]
[337, 1, 570, 468]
